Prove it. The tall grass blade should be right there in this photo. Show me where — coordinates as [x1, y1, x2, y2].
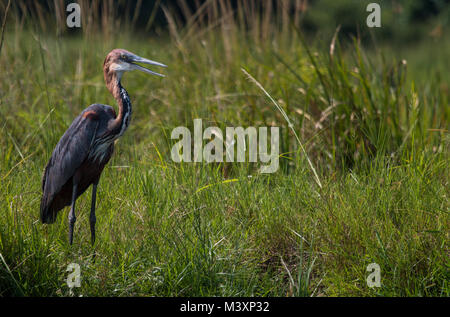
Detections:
[241, 68, 323, 189]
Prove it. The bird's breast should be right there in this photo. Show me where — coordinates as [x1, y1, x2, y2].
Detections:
[89, 139, 114, 164]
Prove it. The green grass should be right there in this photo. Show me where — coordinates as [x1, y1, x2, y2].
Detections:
[0, 18, 448, 296]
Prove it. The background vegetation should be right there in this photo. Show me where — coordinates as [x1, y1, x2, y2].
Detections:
[0, 0, 448, 296]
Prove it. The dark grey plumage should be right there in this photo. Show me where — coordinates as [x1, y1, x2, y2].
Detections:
[40, 104, 115, 224]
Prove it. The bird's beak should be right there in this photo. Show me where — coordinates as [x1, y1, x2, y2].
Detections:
[128, 54, 167, 77]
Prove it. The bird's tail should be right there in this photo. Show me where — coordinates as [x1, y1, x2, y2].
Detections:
[40, 162, 57, 224]
[40, 197, 57, 224]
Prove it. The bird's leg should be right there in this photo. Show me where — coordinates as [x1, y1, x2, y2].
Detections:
[68, 183, 78, 245]
[90, 182, 98, 246]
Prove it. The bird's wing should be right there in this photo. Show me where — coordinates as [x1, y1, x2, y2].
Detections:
[41, 111, 100, 201]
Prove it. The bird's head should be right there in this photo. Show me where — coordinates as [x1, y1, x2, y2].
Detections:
[104, 49, 167, 83]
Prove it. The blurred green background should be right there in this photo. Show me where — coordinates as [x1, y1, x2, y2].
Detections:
[2, 0, 449, 42]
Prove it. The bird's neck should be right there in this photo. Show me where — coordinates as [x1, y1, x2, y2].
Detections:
[107, 73, 132, 138]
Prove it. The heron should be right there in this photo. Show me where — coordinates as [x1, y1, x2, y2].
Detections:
[40, 49, 166, 245]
